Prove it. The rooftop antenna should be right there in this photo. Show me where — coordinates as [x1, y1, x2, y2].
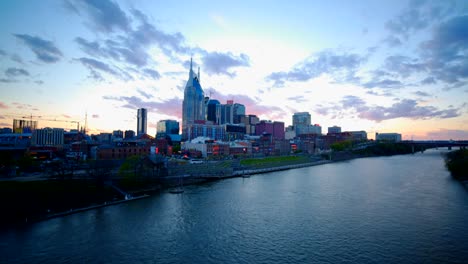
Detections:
[84, 111, 88, 135]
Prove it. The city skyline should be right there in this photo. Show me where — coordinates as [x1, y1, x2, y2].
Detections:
[1, 0, 467, 140]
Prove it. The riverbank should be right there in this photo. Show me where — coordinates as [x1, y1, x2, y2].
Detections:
[444, 149, 468, 181]
[0, 146, 424, 227]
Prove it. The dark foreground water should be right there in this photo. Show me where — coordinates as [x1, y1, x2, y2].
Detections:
[1, 150, 468, 263]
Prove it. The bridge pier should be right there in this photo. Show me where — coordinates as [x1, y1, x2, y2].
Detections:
[448, 146, 452, 150]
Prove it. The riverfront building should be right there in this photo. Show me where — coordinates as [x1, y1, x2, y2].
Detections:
[205, 99, 220, 123]
[376, 133, 402, 142]
[137, 108, 147, 136]
[328, 126, 342, 134]
[31, 127, 64, 146]
[182, 58, 205, 140]
[156, 120, 180, 139]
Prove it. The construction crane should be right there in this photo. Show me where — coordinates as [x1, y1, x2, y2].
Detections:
[22, 116, 81, 131]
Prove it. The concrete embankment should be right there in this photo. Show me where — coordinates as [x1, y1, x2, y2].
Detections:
[232, 160, 332, 176]
[160, 159, 332, 185]
[33, 195, 151, 223]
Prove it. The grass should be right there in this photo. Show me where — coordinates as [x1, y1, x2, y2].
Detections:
[240, 156, 310, 167]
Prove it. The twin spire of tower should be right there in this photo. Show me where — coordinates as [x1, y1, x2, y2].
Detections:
[189, 57, 201, 82]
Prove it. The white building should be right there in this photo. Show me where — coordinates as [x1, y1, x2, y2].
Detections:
[376, 133, 402, 142]
[32, 127, 64, 146]
[328, 126, 341, 134]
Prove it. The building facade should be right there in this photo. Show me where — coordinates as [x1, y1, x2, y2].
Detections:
[376, 133, 402, 142]
[183, 122, 226, 141]
[137, 108, 147, 135]
[205, 99, 220, 123]
[32, 127, 64, 146]
[13, 119, 37, 133]
[328, 126, 342, 134]
[182, 58, 205, 140]
[156, 120, 180, 139]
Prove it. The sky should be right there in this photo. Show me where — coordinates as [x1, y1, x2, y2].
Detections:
[0, 0, 467, 140]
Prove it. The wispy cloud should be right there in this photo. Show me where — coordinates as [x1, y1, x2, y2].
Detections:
[13, 34, 63, 63]
[5, 67, 29, 77]
[64, 0, 130, 33]
[75, 57, 132, 81]
[103, 95, 183, 119]
[0, 102, 9, 109]
[201, 51, 250, 77]
[315, 95, 460, 122]
[266, 50, 365, 86]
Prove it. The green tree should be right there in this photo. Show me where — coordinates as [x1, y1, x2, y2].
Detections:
[331, 140, 353, 151]
[445, 149, 468, 180]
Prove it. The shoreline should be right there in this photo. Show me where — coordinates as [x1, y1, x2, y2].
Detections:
[1, 151, 424, 227]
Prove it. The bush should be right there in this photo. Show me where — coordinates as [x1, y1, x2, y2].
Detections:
[445, 149, 468, 180]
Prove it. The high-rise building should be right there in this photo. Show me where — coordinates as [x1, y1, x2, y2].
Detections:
[182, 58, 205, 140]
[137, 108, 147, 135]
[156, 120, 180, 138]
[233, 103, 246, 124]
[292, 112, 311, 127]
[124, 130, 135, 139]
[215, 100, 245, 125]
[13, 119, 37, 133]
[32, 127, 64, 146]
[112, 130, 124, 139]
[328, 126, 341, 134]
[205, 99, 220, 123]
[240, 115, 259, 135]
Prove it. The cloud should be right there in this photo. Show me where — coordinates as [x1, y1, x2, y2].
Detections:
[266, 50, 365, 86]
[425, 129, 468, 140]
[414, 91, 431, 97]
[5, 67, 29, 77]
[420, 15, 468, 86]
[75, 37, 107, 58]
[362, 79, 403, 89]
[137, 89, 153, 99]
[103, 95, 183, 118]
[383, 55, 426, 78]
[384, 0, 457, 41]
[71, 5, 190, 69]
[287, 95, 308, 103]
[201, 51, 250, 77]
[13, 34, 63, 63]
[205, 90, 285, 118]
[75, 57, 132, 81]
[0, 102, 8, 109]
[421, 76, 436, 85]
[316, 95, 460, 122]
[64, 0, 130, 33]
[0, 78, 16, 83]
[143, 68, 161, 80]
[360, 99, 459, 122]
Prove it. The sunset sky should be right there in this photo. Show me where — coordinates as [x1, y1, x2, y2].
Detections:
[0, 0, 467, 140]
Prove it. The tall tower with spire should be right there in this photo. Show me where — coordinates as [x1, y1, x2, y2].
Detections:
[182, 58, 205, 140]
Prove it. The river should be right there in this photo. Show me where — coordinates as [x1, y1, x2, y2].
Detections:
[1, 149, 467, 263]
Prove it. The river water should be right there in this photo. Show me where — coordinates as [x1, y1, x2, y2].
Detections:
[1, 150, 468, 263]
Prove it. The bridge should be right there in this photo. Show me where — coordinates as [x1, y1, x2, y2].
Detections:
[401, 140, 468, 151]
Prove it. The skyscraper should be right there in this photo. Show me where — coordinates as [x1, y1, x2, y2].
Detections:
[156, 119, 180, 138]
[137, 108, 147, 135]
[205, 99, 220, 123]
[182, 58, 205, 140]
